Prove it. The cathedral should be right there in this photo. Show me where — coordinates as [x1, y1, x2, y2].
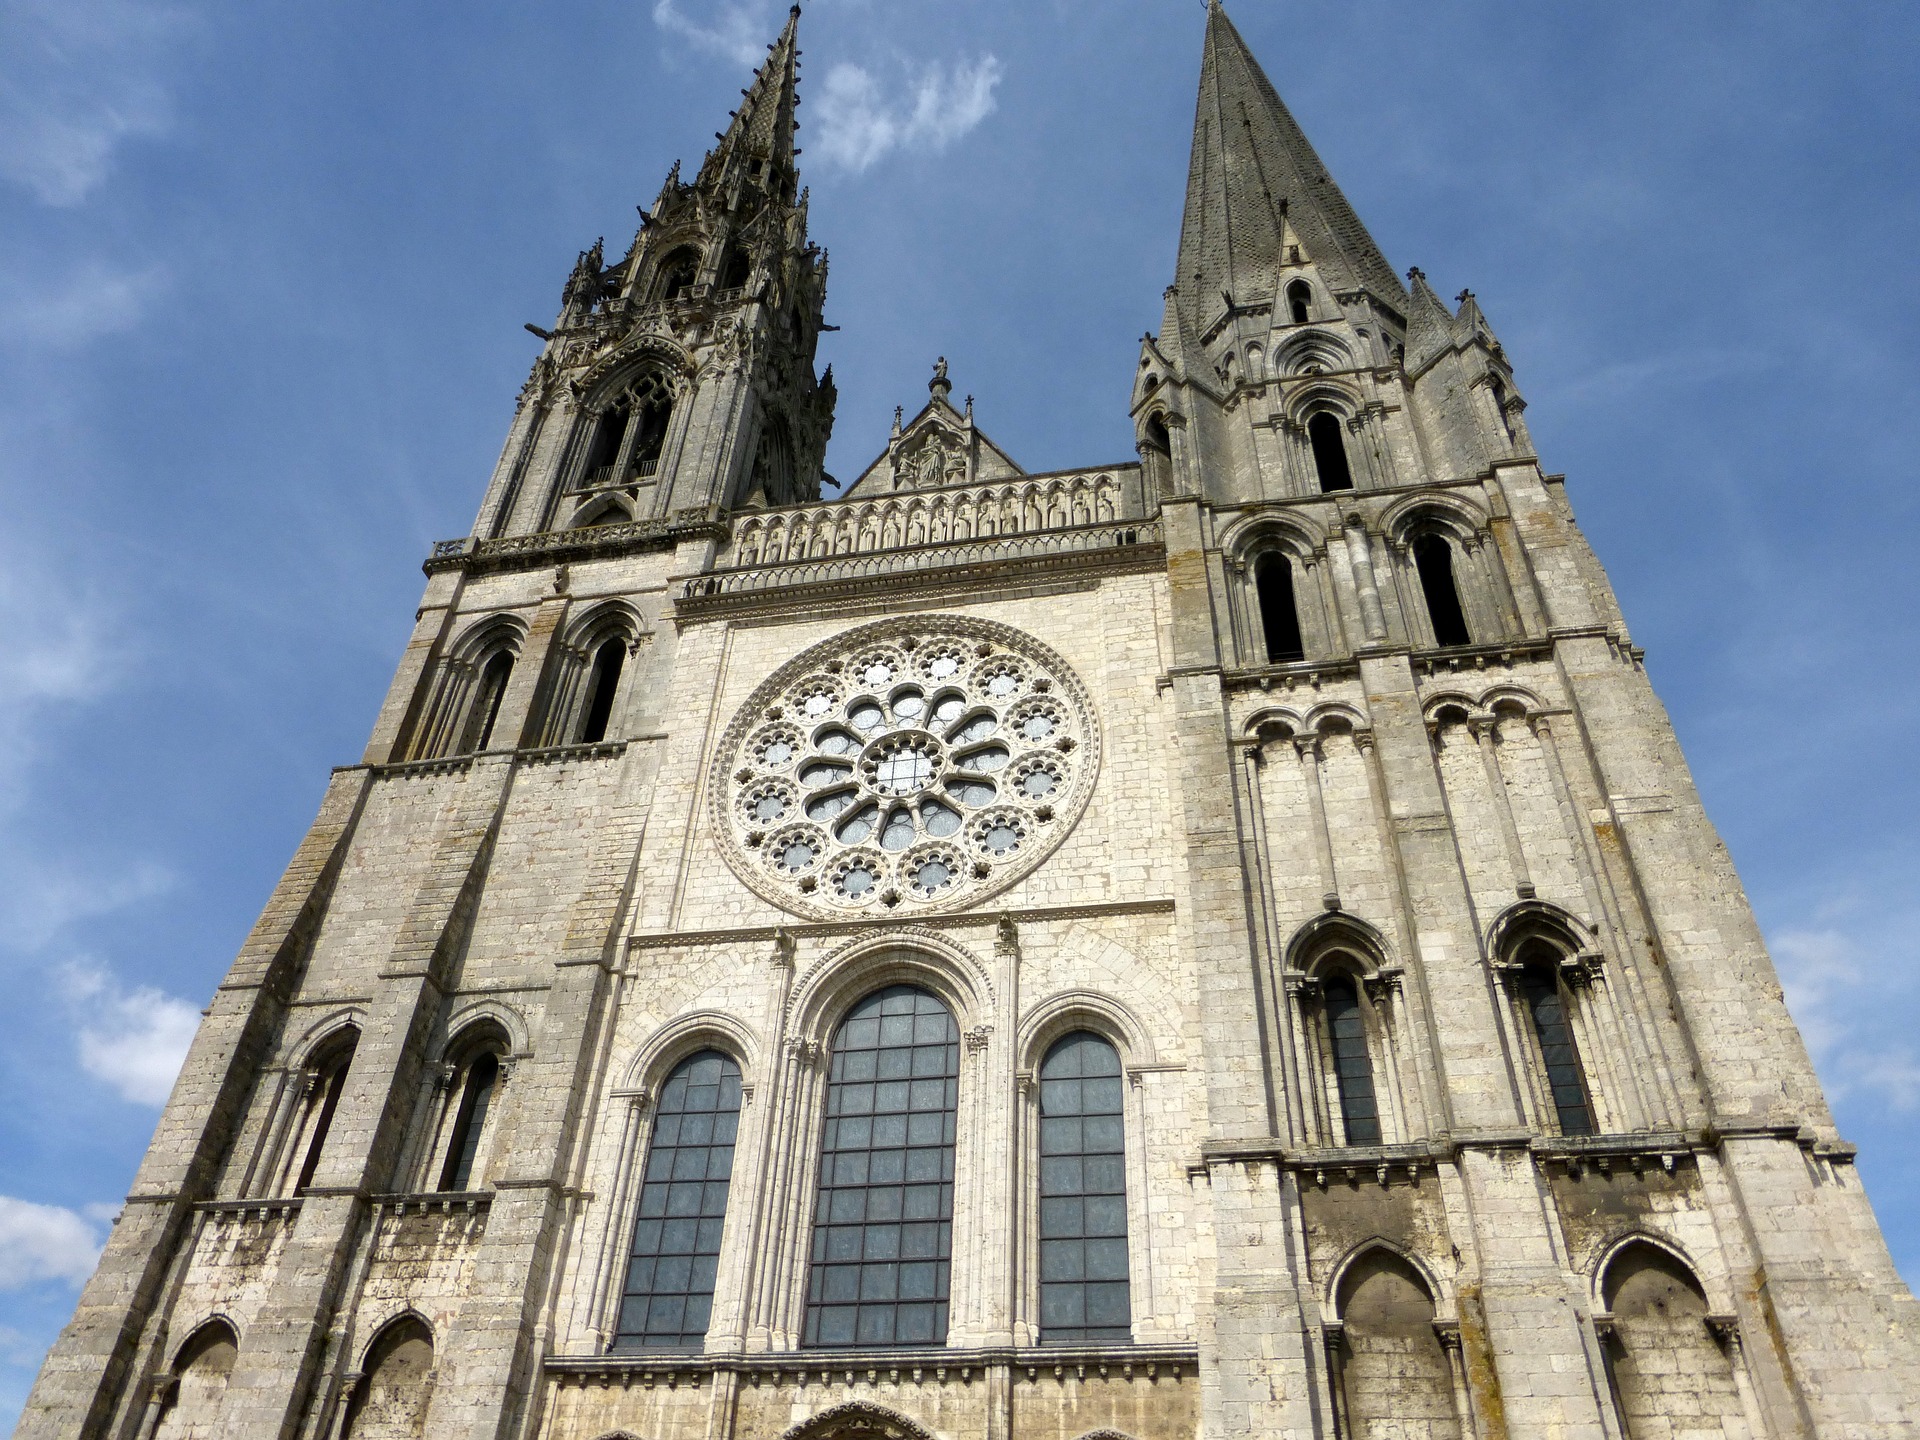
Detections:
[23, 5, 1920, 1438]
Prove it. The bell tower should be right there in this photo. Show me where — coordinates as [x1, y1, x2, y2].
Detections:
[476, 4, 834, 539]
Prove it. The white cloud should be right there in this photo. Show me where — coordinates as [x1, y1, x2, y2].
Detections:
[62, 963, 199, 1106]
[0, 1198, 103, 1290]
[651, 0, 770, 67]
[0, 261, 168, 350]
[813, 54, 1002, 174]
[1775, 925, 1920, 1112]
[0, 0, 189, 207]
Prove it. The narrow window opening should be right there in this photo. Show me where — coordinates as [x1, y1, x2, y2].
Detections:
[720, 247, 752, 290]
[463, 652, 515, 753]
[295, 1038, 356, 1195]
[805, 986, 957, 1349]
[617, 1051, 742, 1349]
[631, 397, 672, 477]
[1254, 553, 1305, 663]
[1038, 1032, 1132, 1344]
[1308, 412, 1354, 492]
[583, 403, 630, 488]
[1412, 533, 1471, 647]
[1287, 280, 1313, 324]
[579, 638, 626, 744]
[1143, 416, 1170, 456]
[750, 414, 797, 507]
[1490, 377, 1516, 443]
[658, 248, 699, 302]
[438, 1052, 499, 1192]
[1519, 964, 1593, 1135]
[1322, 977, 1381, 1145]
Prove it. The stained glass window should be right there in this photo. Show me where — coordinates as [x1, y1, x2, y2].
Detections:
[805, 986, 958, 1348]
[615, 1051, 742, 1349]
[1037, 1032, 1132, 1344]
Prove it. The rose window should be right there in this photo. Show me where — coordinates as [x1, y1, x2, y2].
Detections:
[712, 618, 1099, 917]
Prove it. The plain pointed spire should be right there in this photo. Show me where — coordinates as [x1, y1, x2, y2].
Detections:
[1174, 3, 1404, 324]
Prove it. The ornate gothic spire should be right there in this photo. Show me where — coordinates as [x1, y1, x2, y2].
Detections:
[1173, 2, 1404, 323]
[697, 4, 803, 199]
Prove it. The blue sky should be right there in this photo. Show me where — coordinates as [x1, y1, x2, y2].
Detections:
[2, 0, 1917, 1419]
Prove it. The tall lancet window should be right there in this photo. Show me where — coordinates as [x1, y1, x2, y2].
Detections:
[1038, 1032, 1132, 1344]
[1517, 960, 1594, 1136]
[1287, 280, 1313, 324]
[1322, 977, 1381, 1145]
[437, 1052, 499, 1192]
[1309, 412, 1354, 492]
[1254, 552, 1305, 663]
[292, 1031, 358, 1196]
[617, 1051, 743, 1349]
[461, 651, 514, 753]
[805, 986, 958, 1349]
[1413, 533, 1472, 647]
[578, 638, 625, 744]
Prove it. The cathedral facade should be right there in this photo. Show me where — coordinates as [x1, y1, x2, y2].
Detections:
[23, 6, 1920, 1438]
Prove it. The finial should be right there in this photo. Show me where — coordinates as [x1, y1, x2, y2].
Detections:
[929, 357, 952, 399]
[1407, 266, 1425, 282]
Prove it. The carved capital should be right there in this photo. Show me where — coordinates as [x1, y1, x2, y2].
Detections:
[784, 1037, 821, 1068]
[964, 1025, 994, 1055]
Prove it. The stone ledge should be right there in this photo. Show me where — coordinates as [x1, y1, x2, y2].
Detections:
[627, 898, 1177, 952]
[546, 1342, 1200, 1384]
[676, 524, 1165, 619]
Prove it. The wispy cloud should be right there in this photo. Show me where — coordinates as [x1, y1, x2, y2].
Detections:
[651, 0, 769, 67]
[0, 0, 190, 207]
[61, 962, 198, 1107]
[1776, 925, 1920, 1112]
[0, 261, 168, 350]
[0, 1198, 102, 1290]
[813, 55, 1003, 173]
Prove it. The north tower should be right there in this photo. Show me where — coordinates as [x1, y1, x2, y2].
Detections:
[23, 6, 1920, 1439]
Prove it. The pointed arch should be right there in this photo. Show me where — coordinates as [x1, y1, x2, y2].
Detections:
[1328, 1245, 1463, 1440]
[153, 1318, 239, 1440]
[778, 1401, 935, 1440]
[1597, 1240, 1745, 1440]
[343, 1314, 435, 1440]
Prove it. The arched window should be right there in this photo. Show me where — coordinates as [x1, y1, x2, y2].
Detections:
[1287, 280, 1313, 325]
[1038, 1032, 1131, 1345]
[1412, 533, 1471, 647]
[154, 1321, 238, 1440]
[805, 986, 958, 1349]
[1516, 957, 1593, 1135]
[577, 638, 626, 744]
[1308, 412, 1354, 492]
[1253, 552, 1304, 663]
[1142, 415, 1170, 457]
[437, 1051, 499, 1192]
[459, 651, 515, 754]
[293, 1031, 357, 1195]
[656, 247, 700, 302]
[1321, 976, 1381, 1146]
[343, 1317, 434, 1440]
[719, 246, 752, 291]
[1600, 1245, 1743, 1439]
[616, 1050, 742, 1349]
[1331, 1252, 1461, 1440]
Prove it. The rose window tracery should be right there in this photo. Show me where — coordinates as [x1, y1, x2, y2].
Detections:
[712, 619, 1098, 917]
